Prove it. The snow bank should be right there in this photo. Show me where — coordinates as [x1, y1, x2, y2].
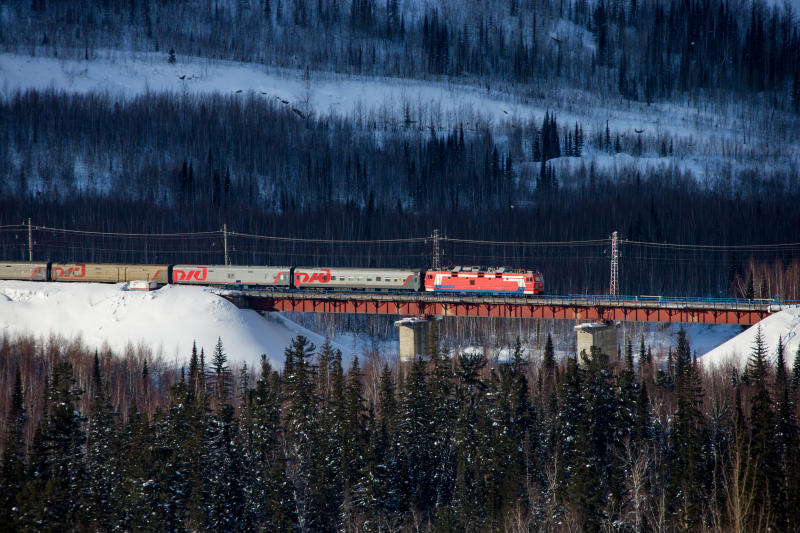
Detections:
[700, 307, 800, 370]
[0, 281, 348, 368]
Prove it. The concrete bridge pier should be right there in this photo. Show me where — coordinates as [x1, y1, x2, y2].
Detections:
[394, 316, 440, 362]
[574, 321, 620, 362]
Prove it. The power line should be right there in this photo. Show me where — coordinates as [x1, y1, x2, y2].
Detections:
[229, 231, 427, 244]
[623, 239, 800, 251]
[7, 222, 800, 252]
[444, 237, 609, 246]
[34, 225, 222, 238]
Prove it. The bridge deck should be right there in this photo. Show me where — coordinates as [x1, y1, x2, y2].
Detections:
[220, 290, 800, 325]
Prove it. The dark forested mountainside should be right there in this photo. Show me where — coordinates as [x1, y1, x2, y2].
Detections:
[1, 0, 798, 106]
[2, 331, 800, 531]
[1, 90, 800, 296]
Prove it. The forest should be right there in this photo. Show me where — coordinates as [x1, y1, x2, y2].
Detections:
[2, 0, 800, 296]
[1, 330, 799, 531]
[2, 0, 800, 526]
[1, 0, 798, 105]
[1, 89, 800, 297]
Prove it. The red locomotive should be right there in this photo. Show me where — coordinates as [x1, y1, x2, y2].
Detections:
[424, 266, 544, 295]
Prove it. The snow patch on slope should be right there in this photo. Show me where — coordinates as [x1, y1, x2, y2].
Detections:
[700, 307, 800, 370]
[0, 281, 351, 368]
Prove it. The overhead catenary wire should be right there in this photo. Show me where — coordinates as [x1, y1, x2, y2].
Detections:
[622, 239, 800, 251]
[443, 237, 610, 246]
[228, 231, 427, 244]
[33, 225, 222, 238]
[5, 222, 800, 254]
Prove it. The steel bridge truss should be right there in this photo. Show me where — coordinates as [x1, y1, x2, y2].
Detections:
[228, 290, 794, 325]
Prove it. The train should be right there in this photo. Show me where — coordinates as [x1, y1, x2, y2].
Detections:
[0, 261, 545, 295]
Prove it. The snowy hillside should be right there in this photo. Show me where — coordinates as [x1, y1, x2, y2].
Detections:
[0, 281, 353, 368]
[2, 51, 796, 186]
[700, 307, 800, 370]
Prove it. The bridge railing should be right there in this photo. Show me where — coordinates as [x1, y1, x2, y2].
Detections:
[234, 287, 800, 310]
[562, 293, 800, 310]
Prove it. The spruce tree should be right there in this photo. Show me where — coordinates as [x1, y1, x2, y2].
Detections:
[746, 327, 778, 528]
[85, 352, 120, 531]
[668, 329, 708, 529]
[352, 363, 399, 527]
[341, 357, 367, 513]
[264, 450, 299, 532]
[395, 356, 436, 517]
[282, 335, 318, 529]
[450, 351, 489, 530]
[188, 340, 200, 400]
[773, 336, 798, 531]
[791, 344, 800, 390]
[211, 336, 232, 410]
[16, 360, 87, 531]
[0, 367, 26, 532]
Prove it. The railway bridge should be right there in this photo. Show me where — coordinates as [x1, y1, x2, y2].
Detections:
[223, 289, 797, 326]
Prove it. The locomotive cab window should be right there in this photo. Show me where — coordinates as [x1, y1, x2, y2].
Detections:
[427, 274, 433, 279]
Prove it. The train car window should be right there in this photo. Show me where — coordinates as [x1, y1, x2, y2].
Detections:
[376, 276, 381, 281]
[349, 276, 354, 281]
[358, 277, 363, 281]
[367, 277, 372, 282]
[470, 280, 475, 285]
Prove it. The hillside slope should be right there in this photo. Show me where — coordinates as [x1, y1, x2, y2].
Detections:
[700, 307, 800, 369]
[0, 280, 349, 367]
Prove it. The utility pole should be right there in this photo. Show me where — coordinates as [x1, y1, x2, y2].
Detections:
[431, 229, 440, 270]
[610, 231, 619, 296]
[27, 218, 32, 262]
[223, 223, 229, 265]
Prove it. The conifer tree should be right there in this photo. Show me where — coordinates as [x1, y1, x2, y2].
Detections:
[211, 336, 232, 409]
[264, 450, 299, 532]
[16, 360, 86, 530]
[282, 335, 318, 529]
[243, 355, 282, 525]
[0, 367, 26, 532]
[791, 344, 800, 390]
[395, 356, 436, 517]
[772, 336, 798, 531]
[353, 363, 399, 527]
[342, 356, 367, 501]
[85, 352, 120, 531]
[745, 327, 779, 528]
[668, 329, 708, 529]
[451, 351, 489, 530]
[188, 340, 200, 400]
[116, 404, 162, 530]
[186, 380, 212, 530]
[575, 346, 620, 529]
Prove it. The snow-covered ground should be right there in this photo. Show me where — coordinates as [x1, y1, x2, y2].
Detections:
[700, 307, 800, 370]
[0, 280, 358, 369]
[4, 280, 797, 372]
